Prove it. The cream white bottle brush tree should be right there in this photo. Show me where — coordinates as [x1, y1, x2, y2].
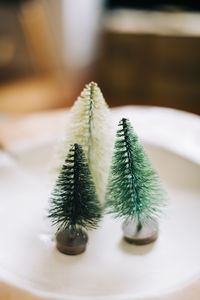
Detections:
[56, 82, 113, 202]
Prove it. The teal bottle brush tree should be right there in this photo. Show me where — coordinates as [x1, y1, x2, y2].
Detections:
[49, 144, 102, 255]
[105, 118, 166, 245]
[56, 82, 113, 203]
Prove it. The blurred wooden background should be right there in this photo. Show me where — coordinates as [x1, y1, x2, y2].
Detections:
[97, 10, 200, 114]
[0, 2, 200, 114]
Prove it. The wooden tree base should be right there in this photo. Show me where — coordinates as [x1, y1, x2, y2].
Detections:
[122, 219, 158, 245]
[56, 229, 88, 255]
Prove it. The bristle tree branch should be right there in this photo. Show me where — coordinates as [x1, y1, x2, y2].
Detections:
[56, 82, 113, 202]
[105, 118, 166, 243]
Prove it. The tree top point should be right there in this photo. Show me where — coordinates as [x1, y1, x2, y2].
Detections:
[88, 81, 98, 86]
[122, 118, 128, 122]
[119, 118, 129, 126]
[85, 82, 99, 90]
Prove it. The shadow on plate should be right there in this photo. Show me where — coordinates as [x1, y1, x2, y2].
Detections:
[118, 238, 156, 255]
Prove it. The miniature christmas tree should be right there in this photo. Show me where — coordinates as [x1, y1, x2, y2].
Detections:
[105, 118, 166, 245]
[56, 82, 113, 202]
[49, 143, 102, 255]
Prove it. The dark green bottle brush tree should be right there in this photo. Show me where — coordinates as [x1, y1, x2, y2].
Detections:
[105, 118, 166, 245]
[48, 143, 102, 255]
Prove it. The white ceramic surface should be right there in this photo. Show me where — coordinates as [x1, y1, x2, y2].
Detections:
[0, 107, 200, 300]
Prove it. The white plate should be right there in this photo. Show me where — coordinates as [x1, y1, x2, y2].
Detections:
[0, 107, 200, 300]
[0, 142, 199, 300]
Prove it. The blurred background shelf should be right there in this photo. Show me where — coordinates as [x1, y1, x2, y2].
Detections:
[0, 0, 200, 113]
